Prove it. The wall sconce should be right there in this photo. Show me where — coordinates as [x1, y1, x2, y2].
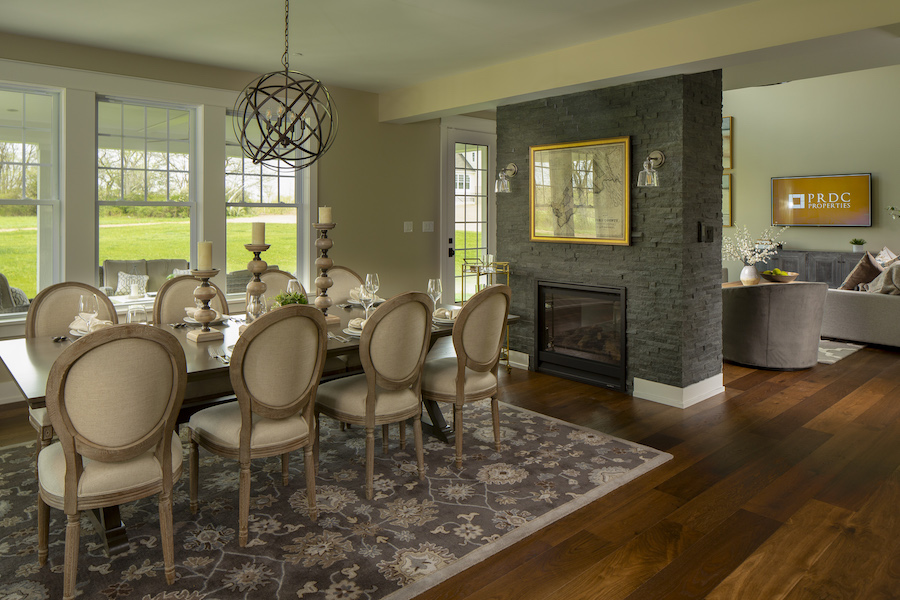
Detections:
[495, 163, 518, 193]
[637, 151, 665, 187]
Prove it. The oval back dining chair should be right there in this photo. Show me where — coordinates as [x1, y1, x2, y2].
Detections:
[421, 284, 511, 469]
[153, 275, 228, 326]
[37, 324, 186, 600]
[315, 291, 433, 500]
[328, 265, 364, 305]
[25, 282, 119, 474]
[187, 304, 327, 545]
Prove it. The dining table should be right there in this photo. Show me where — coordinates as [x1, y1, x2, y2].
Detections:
[0, 301, 518, 556]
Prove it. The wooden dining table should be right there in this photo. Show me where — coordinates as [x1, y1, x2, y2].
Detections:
[0, 303, 517, 556]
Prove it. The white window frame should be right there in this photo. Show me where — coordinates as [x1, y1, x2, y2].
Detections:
[0, 84, 61, 312]
[95, 96, 198, 272]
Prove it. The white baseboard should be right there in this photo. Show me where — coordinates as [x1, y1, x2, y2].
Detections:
[0, 380, 24, 406]
[508, 350, 529, 371]
[632, 373, 724, 409]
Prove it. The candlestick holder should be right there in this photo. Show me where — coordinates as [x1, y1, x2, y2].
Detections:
[240, 243, 270, 334]
[314, 223, 341, 325]
[187, 268, 224, 343]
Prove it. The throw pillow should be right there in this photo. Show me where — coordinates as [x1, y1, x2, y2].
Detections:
[115, 272, 150, 296]
[875, 246, 898, 266]
[172, 268, 193, 277]
[839, 251, 883, 290]
[10, 286, 29, 306]
[866, 262, 900, 294]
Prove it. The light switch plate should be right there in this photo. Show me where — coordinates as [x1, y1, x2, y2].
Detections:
[422, 221, 434, 232]
[403, 221, 413, 233]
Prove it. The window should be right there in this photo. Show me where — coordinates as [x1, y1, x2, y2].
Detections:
[455, 173, 471, 190]
[96, 98, 194, 295]
[225, 112, 305, 294]
[453, 142, 488, 302]
[0, 86, 59, 313]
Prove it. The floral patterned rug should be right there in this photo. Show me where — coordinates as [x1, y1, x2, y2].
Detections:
[0, 400, 671, 600]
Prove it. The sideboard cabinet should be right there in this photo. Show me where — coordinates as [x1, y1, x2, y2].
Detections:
[760, 250, 861, 288]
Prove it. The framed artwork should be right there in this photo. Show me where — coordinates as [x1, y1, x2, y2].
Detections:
[722, 173, 732, 226]
[529, 136, 630, 245]
[723, 116, 733, 169]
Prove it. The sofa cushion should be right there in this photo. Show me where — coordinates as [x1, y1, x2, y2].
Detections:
[839, 251, 883, 290]
[146, 259, 189, 292]
[866, 261, 900, 294]
[875, 246, 897, 266]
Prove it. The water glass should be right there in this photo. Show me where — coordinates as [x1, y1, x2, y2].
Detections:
[247, 294, 267, 324]
[78, 293, 99, 328]
[127, 305, 148, 324]
[359, 285, 375, 319]
[286, 279, 303, 296]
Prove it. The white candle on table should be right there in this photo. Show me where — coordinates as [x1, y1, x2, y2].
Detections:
[131, 283, 140, 297]
[198, 241, 212, 270]
[318, 206, 332, 224]
[251, 222, 265, 245]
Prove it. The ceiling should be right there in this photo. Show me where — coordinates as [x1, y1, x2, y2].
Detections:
[0, 0, 895, 94]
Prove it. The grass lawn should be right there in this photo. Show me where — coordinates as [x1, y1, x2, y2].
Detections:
[3, 217, 481, 300]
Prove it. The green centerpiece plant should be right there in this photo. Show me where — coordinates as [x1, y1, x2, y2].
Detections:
[271, 290, 308, 308]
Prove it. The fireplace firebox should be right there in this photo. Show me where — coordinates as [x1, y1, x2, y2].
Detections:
[535, 281, 625, 391]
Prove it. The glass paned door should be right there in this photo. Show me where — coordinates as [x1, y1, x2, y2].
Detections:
[453, 142, 489, 302]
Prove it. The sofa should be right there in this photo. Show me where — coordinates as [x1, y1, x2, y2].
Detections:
[100, 259, 189, 296]
[723, 282, 828, 370]
[821, 288, 900, 347]
[0, 273, 30, 314]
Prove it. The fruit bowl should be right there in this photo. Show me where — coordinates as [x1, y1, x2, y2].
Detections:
[760, 271, 799, 283]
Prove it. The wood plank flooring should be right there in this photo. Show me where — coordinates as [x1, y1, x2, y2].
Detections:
[1, 345, 898, 598]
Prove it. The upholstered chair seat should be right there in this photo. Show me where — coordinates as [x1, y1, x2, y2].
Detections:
[315, 292, 433, 500]
[422, 358, 498, 399]
[37, 325, 186, 600]
[38, 433, 183, 503]
[316, 376, 421, 422]
[421, 284, 511, 469]
[25, 282, 119, 476]
[189, 404, 310, 450]
[189, 305, 327, 546]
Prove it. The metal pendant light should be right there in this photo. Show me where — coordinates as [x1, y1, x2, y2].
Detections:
[234, 0, 338, 171]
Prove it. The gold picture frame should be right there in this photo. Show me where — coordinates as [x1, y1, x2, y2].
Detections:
[723, 116, 733, 170]
[723, 173, 732, 227]
[529, 136, 630, 245]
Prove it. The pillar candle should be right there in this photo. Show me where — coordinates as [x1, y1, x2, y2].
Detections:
[252, 222, 265, 245]
[198, 241, 212, 270]
[318, 206, 332, 224]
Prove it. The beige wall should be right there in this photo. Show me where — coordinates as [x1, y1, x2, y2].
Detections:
[318, 87, 441, 297]
[722, 64, 900, 276]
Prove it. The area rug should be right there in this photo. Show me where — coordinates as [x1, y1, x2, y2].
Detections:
[0, 400, 671, 600]
[818, 339, 865, 364]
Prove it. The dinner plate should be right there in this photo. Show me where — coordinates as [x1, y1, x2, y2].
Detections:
[184, 316, 227, 325]
[68, 329, 86, 338]
[342, 328, 362, 337]
[433, 317, 456, 325]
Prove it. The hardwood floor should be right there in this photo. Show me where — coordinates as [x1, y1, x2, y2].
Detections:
[2, 345, 898, 598]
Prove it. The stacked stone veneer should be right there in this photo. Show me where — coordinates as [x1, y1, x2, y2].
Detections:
[497, 71, 723, 391]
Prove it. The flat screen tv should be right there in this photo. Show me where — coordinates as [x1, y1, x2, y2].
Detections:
[772, 173, 872, 227]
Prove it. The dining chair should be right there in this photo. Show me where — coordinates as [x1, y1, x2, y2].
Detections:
[420, 284, 511, 469]
[37, 324, 186, 600]
[153, 274, 228, 325]
[314, 292, 433, 500]
[328, 265, 364, 305]
[187, 304, 327, 545]
[259, 268, 305, 304]
[25, 282, 119, 475]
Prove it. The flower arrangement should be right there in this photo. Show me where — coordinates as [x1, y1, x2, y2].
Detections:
[271, 290, 307, 308]
[722, 225, 789, 265]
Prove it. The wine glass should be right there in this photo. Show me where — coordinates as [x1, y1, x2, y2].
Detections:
[365, 273, 380, 297]
[78, 293, 99, 331]
[127, 304, 147, 324]
[427, 278, 442, 308]
[246, 294, 267, 324]
[286, 279, 303, 297]
[358, 285, 375, 319]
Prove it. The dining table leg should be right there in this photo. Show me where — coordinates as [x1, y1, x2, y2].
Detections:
[421, 399, 454, 444]
[86, 506, 130, 557]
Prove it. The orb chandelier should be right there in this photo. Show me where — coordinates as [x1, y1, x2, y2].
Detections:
[233, 0, 338, 171]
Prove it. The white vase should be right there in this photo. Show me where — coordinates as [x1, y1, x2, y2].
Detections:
[852, 245, 864, 253]
[740, 264, 760, 286]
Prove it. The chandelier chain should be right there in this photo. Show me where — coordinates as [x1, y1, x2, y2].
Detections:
[282, 0, 290, 71]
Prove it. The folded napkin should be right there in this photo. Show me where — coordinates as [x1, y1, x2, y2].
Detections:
[68, 314, 114, 334]
[349, 288, 384, 303]
[434, 307, 460, 320]
[348, 317, 367, 331]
